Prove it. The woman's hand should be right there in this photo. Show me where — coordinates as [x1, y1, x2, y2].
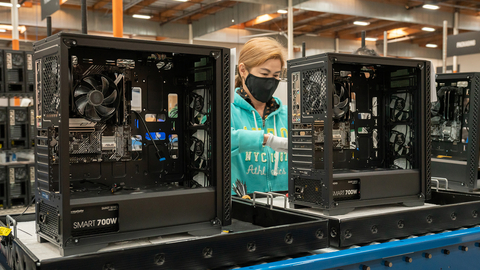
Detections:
[264, 134, 288, 152]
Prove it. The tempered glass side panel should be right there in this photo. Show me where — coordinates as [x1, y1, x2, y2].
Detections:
[62, 46, 216, 199]
[326, 63, 420, 173]
[431, 78, 470, 160]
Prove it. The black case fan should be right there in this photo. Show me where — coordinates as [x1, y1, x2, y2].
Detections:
[73, 74, 118, 122]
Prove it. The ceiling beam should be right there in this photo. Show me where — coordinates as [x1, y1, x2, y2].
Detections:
[92, 0, 109, 10]
[125, 0, 158, 15]
[158, 0, 204, 21]
[295, 0, 480, 31]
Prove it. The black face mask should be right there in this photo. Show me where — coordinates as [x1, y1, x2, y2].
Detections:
[244, 73, 280, 103]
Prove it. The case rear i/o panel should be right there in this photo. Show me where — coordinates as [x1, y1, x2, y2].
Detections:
[287, 53, 431, 215]
[431, 73, 480, 191]
[4, 50, 25, 93]
[33, 33, 231, 256]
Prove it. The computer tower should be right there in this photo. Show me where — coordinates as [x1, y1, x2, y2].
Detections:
[287, 53, 431, 215]
[25, 51, 34, 93]
[4, 50, 25, 93]
[0, 107, 7, 149]
[431, 73, 480, 191]
[0, 165, 7, 208]
[28, 163, 35, 201]
[7, 163, 29, 207]
[8, 107, 29, 149]
[33, 33, 231, 255]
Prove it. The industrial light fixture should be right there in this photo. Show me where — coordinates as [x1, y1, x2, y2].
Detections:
[175, 0, 189, 2]
[354, 21, 370, 26]
[277, 9, 287, 14]
[365, 37, 378, 41]
[132, 14, 152, 19]
[423, 4, 440, 10]
[422, 27, 436, 32]
[426, 44, 438, 48]
[0, 2, 21, 7]
[0, 29, 6, 33]
[0, 25, 27, 33]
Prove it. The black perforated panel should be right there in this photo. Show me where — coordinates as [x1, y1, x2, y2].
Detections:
[468, 75, 480, 188]
[302, 68, 327, 116]
[42, 55, 60, 116]
[223, 52, 231, 223]
[425, 64, 432, 199]
[38, 202, 59, 240]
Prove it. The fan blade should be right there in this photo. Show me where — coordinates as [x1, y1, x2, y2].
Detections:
[74, 85, 90, 97]
[336, 98, 349, 109]
[83, 76, 98, 90]
[85, 104, 101, 121]
[103, 90, 117, 105]
[101, 76, 110, 94]
[334, 107, 346, 118]
[96, 105, 115, 117]
[75, 96, 88, 115]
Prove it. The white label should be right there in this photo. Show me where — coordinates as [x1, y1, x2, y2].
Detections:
[6, 53, 12, 70]
[9, 168, 14, 184]
[456, 40, 476, 48]
[30, 109, 34, 126]
[9, 110, 14, 126]
[30, 166, 35, 184]
[27, 54, 33, 70]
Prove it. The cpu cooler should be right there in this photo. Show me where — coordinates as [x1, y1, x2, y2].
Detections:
[73, 74, 118, 122]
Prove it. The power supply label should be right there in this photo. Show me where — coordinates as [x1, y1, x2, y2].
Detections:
[71, 204, 119, 237]
[332, 179, 360, 201]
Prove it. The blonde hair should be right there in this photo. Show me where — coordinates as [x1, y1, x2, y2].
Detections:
[235, 37, 286, 88]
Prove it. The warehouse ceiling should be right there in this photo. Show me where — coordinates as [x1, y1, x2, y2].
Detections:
[2, 0, 480, 49]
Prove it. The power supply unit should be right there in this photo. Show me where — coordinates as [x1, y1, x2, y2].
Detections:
[25, 51, 34, 93]
[8, 107, 29, 149]
[7, 163, 29, 207]
[431, 73, 480, 191]
[288, 53, 431, 215]
[33, 33, 231, 255]
[4, 50, 25, 93]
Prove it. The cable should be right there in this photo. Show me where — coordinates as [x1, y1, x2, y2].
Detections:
[132, 110, 166, 162]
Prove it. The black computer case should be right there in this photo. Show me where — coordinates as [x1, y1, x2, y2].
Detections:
[8, 107, 29, 149]
[287, 53, 431, 215]
[431, 72, 480, 191]
[33, 33, 231, 255]
[0, 107, 7, 149]
[4, 50, 25, 93]
[0, 165, 6, 208]
[7, 163, 29, 207]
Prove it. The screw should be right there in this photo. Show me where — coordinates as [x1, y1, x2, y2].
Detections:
[154, 253, 165, 266]
[344, 230, 352, 239]
[442, 249, 450, 255]
[74, 239, 79, 243]
[330, 228, 338, 238]
[426, 215, 433, 224]
[361, 265, 370, 270]
[397, 220, 404, 229]
[460, 246, 469, 251]
[473, 210, 478, 218]
[202, 247, 213, 258]
[103, 264, 114, 270]
[284, 233, 293, 244]
[423, 252, 432, 259]
[404, 256, 413, 263]
[383, 260, 393, 267]
[247, 242, 256, 252]
[315, 229, 324, 239]
[451, 212, 457, 221]
[371, 225, 378, 234]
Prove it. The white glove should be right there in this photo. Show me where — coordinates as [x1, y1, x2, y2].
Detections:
[265, 134, 288, 152]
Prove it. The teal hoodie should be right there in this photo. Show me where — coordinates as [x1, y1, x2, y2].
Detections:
[231, 89, 288, 194]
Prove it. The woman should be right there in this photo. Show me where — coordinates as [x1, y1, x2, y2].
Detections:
[231, 37, 288, 194]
